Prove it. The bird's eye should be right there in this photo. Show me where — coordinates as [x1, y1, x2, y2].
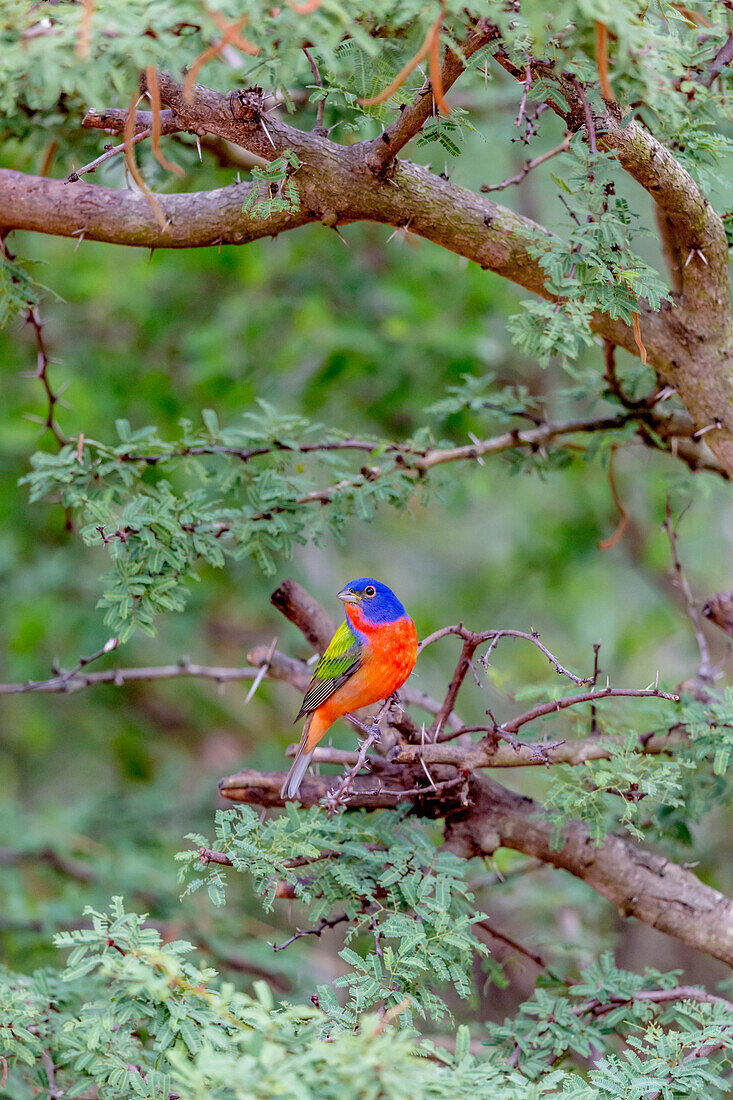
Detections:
[364, 585, 376, 598]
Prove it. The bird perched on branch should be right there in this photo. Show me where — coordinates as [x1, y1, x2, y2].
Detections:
[281, 578, 418, 800]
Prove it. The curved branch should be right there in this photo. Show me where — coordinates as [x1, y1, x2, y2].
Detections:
[491, 47, 733, 472]
[4, 68, 732, 470]
[0, 71, 668, 362]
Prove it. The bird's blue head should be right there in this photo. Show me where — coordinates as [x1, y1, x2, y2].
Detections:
[337, 577, 408, 625]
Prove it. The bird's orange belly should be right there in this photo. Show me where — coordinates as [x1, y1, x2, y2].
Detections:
[317, 617, 417, 727]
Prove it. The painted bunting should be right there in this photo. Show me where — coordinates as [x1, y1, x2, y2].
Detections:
[280, 578, 418, 800]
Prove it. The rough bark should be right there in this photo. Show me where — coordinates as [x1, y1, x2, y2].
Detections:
[445, 774, 733, 969]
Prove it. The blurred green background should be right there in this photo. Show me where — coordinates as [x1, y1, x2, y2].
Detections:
[3, 103, 733, 1017]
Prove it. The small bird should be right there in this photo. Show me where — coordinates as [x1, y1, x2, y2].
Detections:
[280, 578, 418, 800]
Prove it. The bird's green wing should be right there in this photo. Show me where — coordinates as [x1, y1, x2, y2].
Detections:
[295, 620, 365, 720]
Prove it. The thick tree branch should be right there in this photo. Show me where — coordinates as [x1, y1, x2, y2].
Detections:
[389, 729, 683, 769]
[218, 762, 733, 966]
[0, 72, 668, 362]
[444, 773, 733, 969]
[4, 67, 733, 470]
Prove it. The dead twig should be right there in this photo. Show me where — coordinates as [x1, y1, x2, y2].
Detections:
[23, 307, 68, 447]
[664, 500, 714, 684]
[66, 129, 152, 183]
[322, 696, 396, 813]
[270, 911, 351, 951]
[500, 685, 678, 737]
[480, 136, 570, 192]
[0, 659, 258, 695]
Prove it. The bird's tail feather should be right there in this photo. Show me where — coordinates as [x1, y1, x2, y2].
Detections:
[281, 720, 315, 800]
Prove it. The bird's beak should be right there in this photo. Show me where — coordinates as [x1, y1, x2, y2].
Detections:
[337, 586, 361, 604]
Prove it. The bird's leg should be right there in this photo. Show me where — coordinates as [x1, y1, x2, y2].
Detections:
[370, 693, 398, 740]
[387, 690, 403, 715]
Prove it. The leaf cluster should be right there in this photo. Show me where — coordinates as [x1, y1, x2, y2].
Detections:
[179, 804, 493, 1027]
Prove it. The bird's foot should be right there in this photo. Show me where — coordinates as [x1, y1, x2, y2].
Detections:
[387, 691, 403, 715]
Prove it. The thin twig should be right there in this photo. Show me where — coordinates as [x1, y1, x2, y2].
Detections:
[663, 499, 714, 684]
[515, 64, 533, 141]
[564, 73, 596, 154]
[431, 637, 482, 739]
[500, 685, 678, 736]
[58, 636, 119, 685]
[589, 642, 601, 734]
[66, 128, 152, 183]
[270, 911, 351, 952]
[481, 136, 570, 192]
[419, 624, 590, 685]
[0, 659, 258, 695]
[323, 695, 396, 813]
[41, 1051, 61, 1100]
[475, 918, 564, 980]
[302, 47, 325, 129]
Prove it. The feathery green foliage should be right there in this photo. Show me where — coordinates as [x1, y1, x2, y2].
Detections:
[3, 1, 733, 1097]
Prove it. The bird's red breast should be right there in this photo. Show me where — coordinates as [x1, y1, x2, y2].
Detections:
[301, 607, 417, 754]
[344, 605, 418, 701]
